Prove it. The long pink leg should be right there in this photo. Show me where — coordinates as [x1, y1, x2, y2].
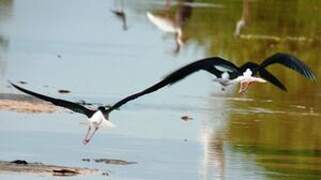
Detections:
[239, 81, 249, 94]
[239, 81, 253, 94]
[85, 127, 99, 144]
[82, 126, 91, 145]
[238, 82, 245, 93]
[243, 82, 250, 91]
[243, 82, 253, 92]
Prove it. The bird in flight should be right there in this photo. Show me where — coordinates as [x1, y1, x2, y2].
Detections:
[231, 53, 315, 93]
[104, 53, 315, 113]
[10, 82, 115, 145]
[10, 53, 315, 144]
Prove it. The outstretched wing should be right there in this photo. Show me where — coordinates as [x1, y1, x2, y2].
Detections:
[10, 82, 94, 117]
[260, 53, 316, 80]
[259, 68, 287, 91]
[105, 57, 238, 113]
[163, 57, 239, 85]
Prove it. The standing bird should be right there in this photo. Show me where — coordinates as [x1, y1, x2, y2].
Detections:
[111, 10, 127, 31]
[146, 0, 193, 53]
[10, 82, 115, 145]
[105, 53, 315, 112]
[111, 0, 128, 30]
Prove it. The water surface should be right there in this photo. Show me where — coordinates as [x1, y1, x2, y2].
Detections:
[0, 0, 320, 179]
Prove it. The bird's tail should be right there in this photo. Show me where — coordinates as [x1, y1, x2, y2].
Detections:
[101, 120, 116, 128]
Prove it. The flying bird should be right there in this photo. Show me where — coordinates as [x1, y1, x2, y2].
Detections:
[105, 53, 315, 112]
[235, 53, 315, 93]
[10, 82, 115, 145]
[10, 53, 315, 144]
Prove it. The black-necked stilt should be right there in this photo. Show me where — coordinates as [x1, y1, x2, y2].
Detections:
[10, 82, 115, 145]
[234, 53, 315, 93]
[10, 53, 315, 144]
[105, 53, 315, 112]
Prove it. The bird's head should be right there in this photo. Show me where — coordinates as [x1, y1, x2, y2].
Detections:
[98, 106, 106, 112]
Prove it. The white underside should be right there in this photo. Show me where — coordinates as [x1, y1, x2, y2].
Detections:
[213, 72, 235, 86]
[146, 12, 178, 33]
[231, 75, 267, 84]
[214, 76, 266, 86]
[217, 69, 266, 86]
[88, 111, 115, 129]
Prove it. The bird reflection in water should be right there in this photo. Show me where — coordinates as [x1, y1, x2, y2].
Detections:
[200, 103, 228, 180]
[201, 128, 225, 180]
[111, 0, 128, 31]
[147, 0, 193, 54]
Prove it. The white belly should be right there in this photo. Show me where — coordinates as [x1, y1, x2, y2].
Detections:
[89, 111, 115, 128]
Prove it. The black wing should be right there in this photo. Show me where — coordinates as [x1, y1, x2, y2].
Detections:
[105, 57, 238, 113]
[260, 53, 316, 80]
[259, 68, 287, 91]
[10, 82, 95, 117]
[163, 57, 239, 85]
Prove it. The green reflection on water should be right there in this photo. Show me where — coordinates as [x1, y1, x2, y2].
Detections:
[228, 109, 321, 178]
[146, 0, 321, 178]
[1, 0, 319, 178]
[186, 0, 321, 178]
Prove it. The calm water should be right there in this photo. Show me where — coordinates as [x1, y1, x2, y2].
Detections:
[0, 0, 320, 179]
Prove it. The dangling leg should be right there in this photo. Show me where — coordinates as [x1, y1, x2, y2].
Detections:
[239, 81, 249, 94]
[242, 82, 250, 92]
[85, 127, 99, 144]
[246, 82, 253, 91]
[238, 81, 245, 94]
[242, 81, 253, 92]
[239, 81, 254, 94]
[82, 126, 91, 145]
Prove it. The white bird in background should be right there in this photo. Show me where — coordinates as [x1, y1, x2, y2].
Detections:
[147, 12, 184, 51]
[146, 1, 193, 53]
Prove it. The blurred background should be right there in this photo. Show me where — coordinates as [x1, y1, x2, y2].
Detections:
[0, 0, 320, 179]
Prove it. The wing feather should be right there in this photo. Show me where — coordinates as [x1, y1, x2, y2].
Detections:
[10, 82, 94, 117]
[259, 68, 287, 91]
[163, 57, 239, 85]
[106, 57, 238, 113]
[260, 53, 316, 80]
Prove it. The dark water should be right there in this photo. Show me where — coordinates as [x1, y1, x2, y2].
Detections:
[0, 0, 320, 179]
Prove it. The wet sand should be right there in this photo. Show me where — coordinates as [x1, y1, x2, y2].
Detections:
[0, 160, 99, 177]
[0, 93, 57, 114]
